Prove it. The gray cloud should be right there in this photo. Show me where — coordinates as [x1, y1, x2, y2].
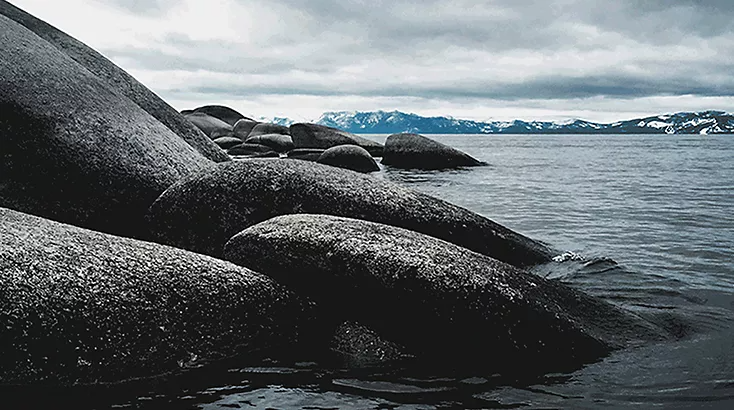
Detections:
[98, 0, 178, 16]
[92, 0, 734, 116]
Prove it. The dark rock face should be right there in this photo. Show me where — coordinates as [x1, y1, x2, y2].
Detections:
[248, 122, 290, 137]
[286, 148, 326, 161]
[317, 145, 379, 173]
[0, 1, 229, 163]
[0, 14, 212, 238]
[0, 207, 308, 386]
[290, 123, 384, 156]
[147, 160, 553, 267]
[192, 105, 251, 127]
[233, 119, 260, 140]
[330, 321, 409, 367]
[224, 214, 669, 373]
[245, 134, 294, 153]
[227, 143, 276, 156]
[382, 133, 485, 170]
[184, 112, 233, 138]
[213, 136, 244, 150]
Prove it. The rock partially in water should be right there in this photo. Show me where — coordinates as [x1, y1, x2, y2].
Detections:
[147, 159, 553, 267]
[286, 148, 326, 161]
[330, 321, 410, 367]
[248, 123, 290, 137]
[0, 13, 212, 238]
[192, 105, 251, 127]
[184, 112, 233, 138]
[0, 207, 309, 386]
[382, 133, 485, 170]
[224, 214, 670, 373]
[317, 145, 379, 173]
[290, 123, 384, 156]
[245, 134, 295, 153]
[213, 136, 244, 150]
[227, 143, 276, 156]
[233, 119, 260, 140]
[0, 1, 229, 163]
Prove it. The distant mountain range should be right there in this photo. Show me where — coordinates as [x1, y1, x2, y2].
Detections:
[261, 110, 734, 134]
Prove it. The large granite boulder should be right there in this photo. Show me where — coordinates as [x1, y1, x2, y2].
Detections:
[233, 119, 260, 140]
[0, 207, 309, 386]
[0, 1, 229, 163]
[317, 145, 379, 173]
[382, 133, 485, 169]
[224, 214, 669, 373]
[290, 123, 384, 156]
[286, 148, 326, 161]
[147, 160, 553, 267]
[192, 105, 250, 127]
[184, 112, 233, 138]
[248, 122, 290, 137]
[245, 134, 294, 153]
[227, 143, 276, 156]
[213, 136, 244, 150]
[0, 13, 212, 238]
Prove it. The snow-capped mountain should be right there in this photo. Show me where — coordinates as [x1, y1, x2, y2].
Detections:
[256, 116, 296, 126]
[310, 110, 734, 134]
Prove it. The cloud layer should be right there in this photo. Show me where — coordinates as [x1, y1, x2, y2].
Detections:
[10, 0, 734, 121]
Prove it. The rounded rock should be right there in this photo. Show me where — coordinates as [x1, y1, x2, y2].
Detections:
[317, 144, 379, 173]
[147, 159, 554, 267]
[382, 133, 486, 170]
[289, 123, 383, 156]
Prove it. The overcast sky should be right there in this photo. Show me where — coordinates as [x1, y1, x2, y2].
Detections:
[10, 0, 734, 122]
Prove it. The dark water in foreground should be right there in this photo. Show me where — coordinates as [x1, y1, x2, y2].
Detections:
[14, 134, 734, 409]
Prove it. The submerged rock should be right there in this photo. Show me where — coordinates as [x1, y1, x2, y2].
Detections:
[382, 133, 485, 169]
[224, 214, 669, 373]
[0, 1, 229, 163]
[0, 207, 309, 386]
[0, 13, 212, 238]
[248, 123, 290, 137]
[147, 159, 553, 267]
[317, 145, 379, 173]
[192, 105, 250, 127]
[184, 112, 233, 138]
[245, 134, 294, 153]
[290, 123, 384, 156]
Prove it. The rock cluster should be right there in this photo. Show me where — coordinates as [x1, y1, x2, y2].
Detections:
[0, 1, 678, 387]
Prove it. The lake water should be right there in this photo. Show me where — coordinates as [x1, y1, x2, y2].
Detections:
[17, 134, 734, 409]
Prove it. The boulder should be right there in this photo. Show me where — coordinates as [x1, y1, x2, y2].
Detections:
[286, 148, 326, 161]
[245, 134, 294, 153]
[233, 119, 260, 140]
[0, 1, 229, 163]
[227, 143, 276, 156]
[0, 207, 309, 386]
[289, 123, 384, 156]
[0, 14, 212, 239]
[213, 136, 244, 150]
[382, 133, 485, 170]
[224, 214, 669, 373]
[184, 112, 233, 138]
[330, 321, 409, 367]
[147, 160, 554, 267]
[192, 105, 251, 127]
[317, 145, 379, 173]
[248, 122, 290, 137]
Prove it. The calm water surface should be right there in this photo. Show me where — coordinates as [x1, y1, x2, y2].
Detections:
[19, 134, 734, 409]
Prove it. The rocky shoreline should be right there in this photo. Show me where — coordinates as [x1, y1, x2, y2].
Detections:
[1, 0, 680, 386]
